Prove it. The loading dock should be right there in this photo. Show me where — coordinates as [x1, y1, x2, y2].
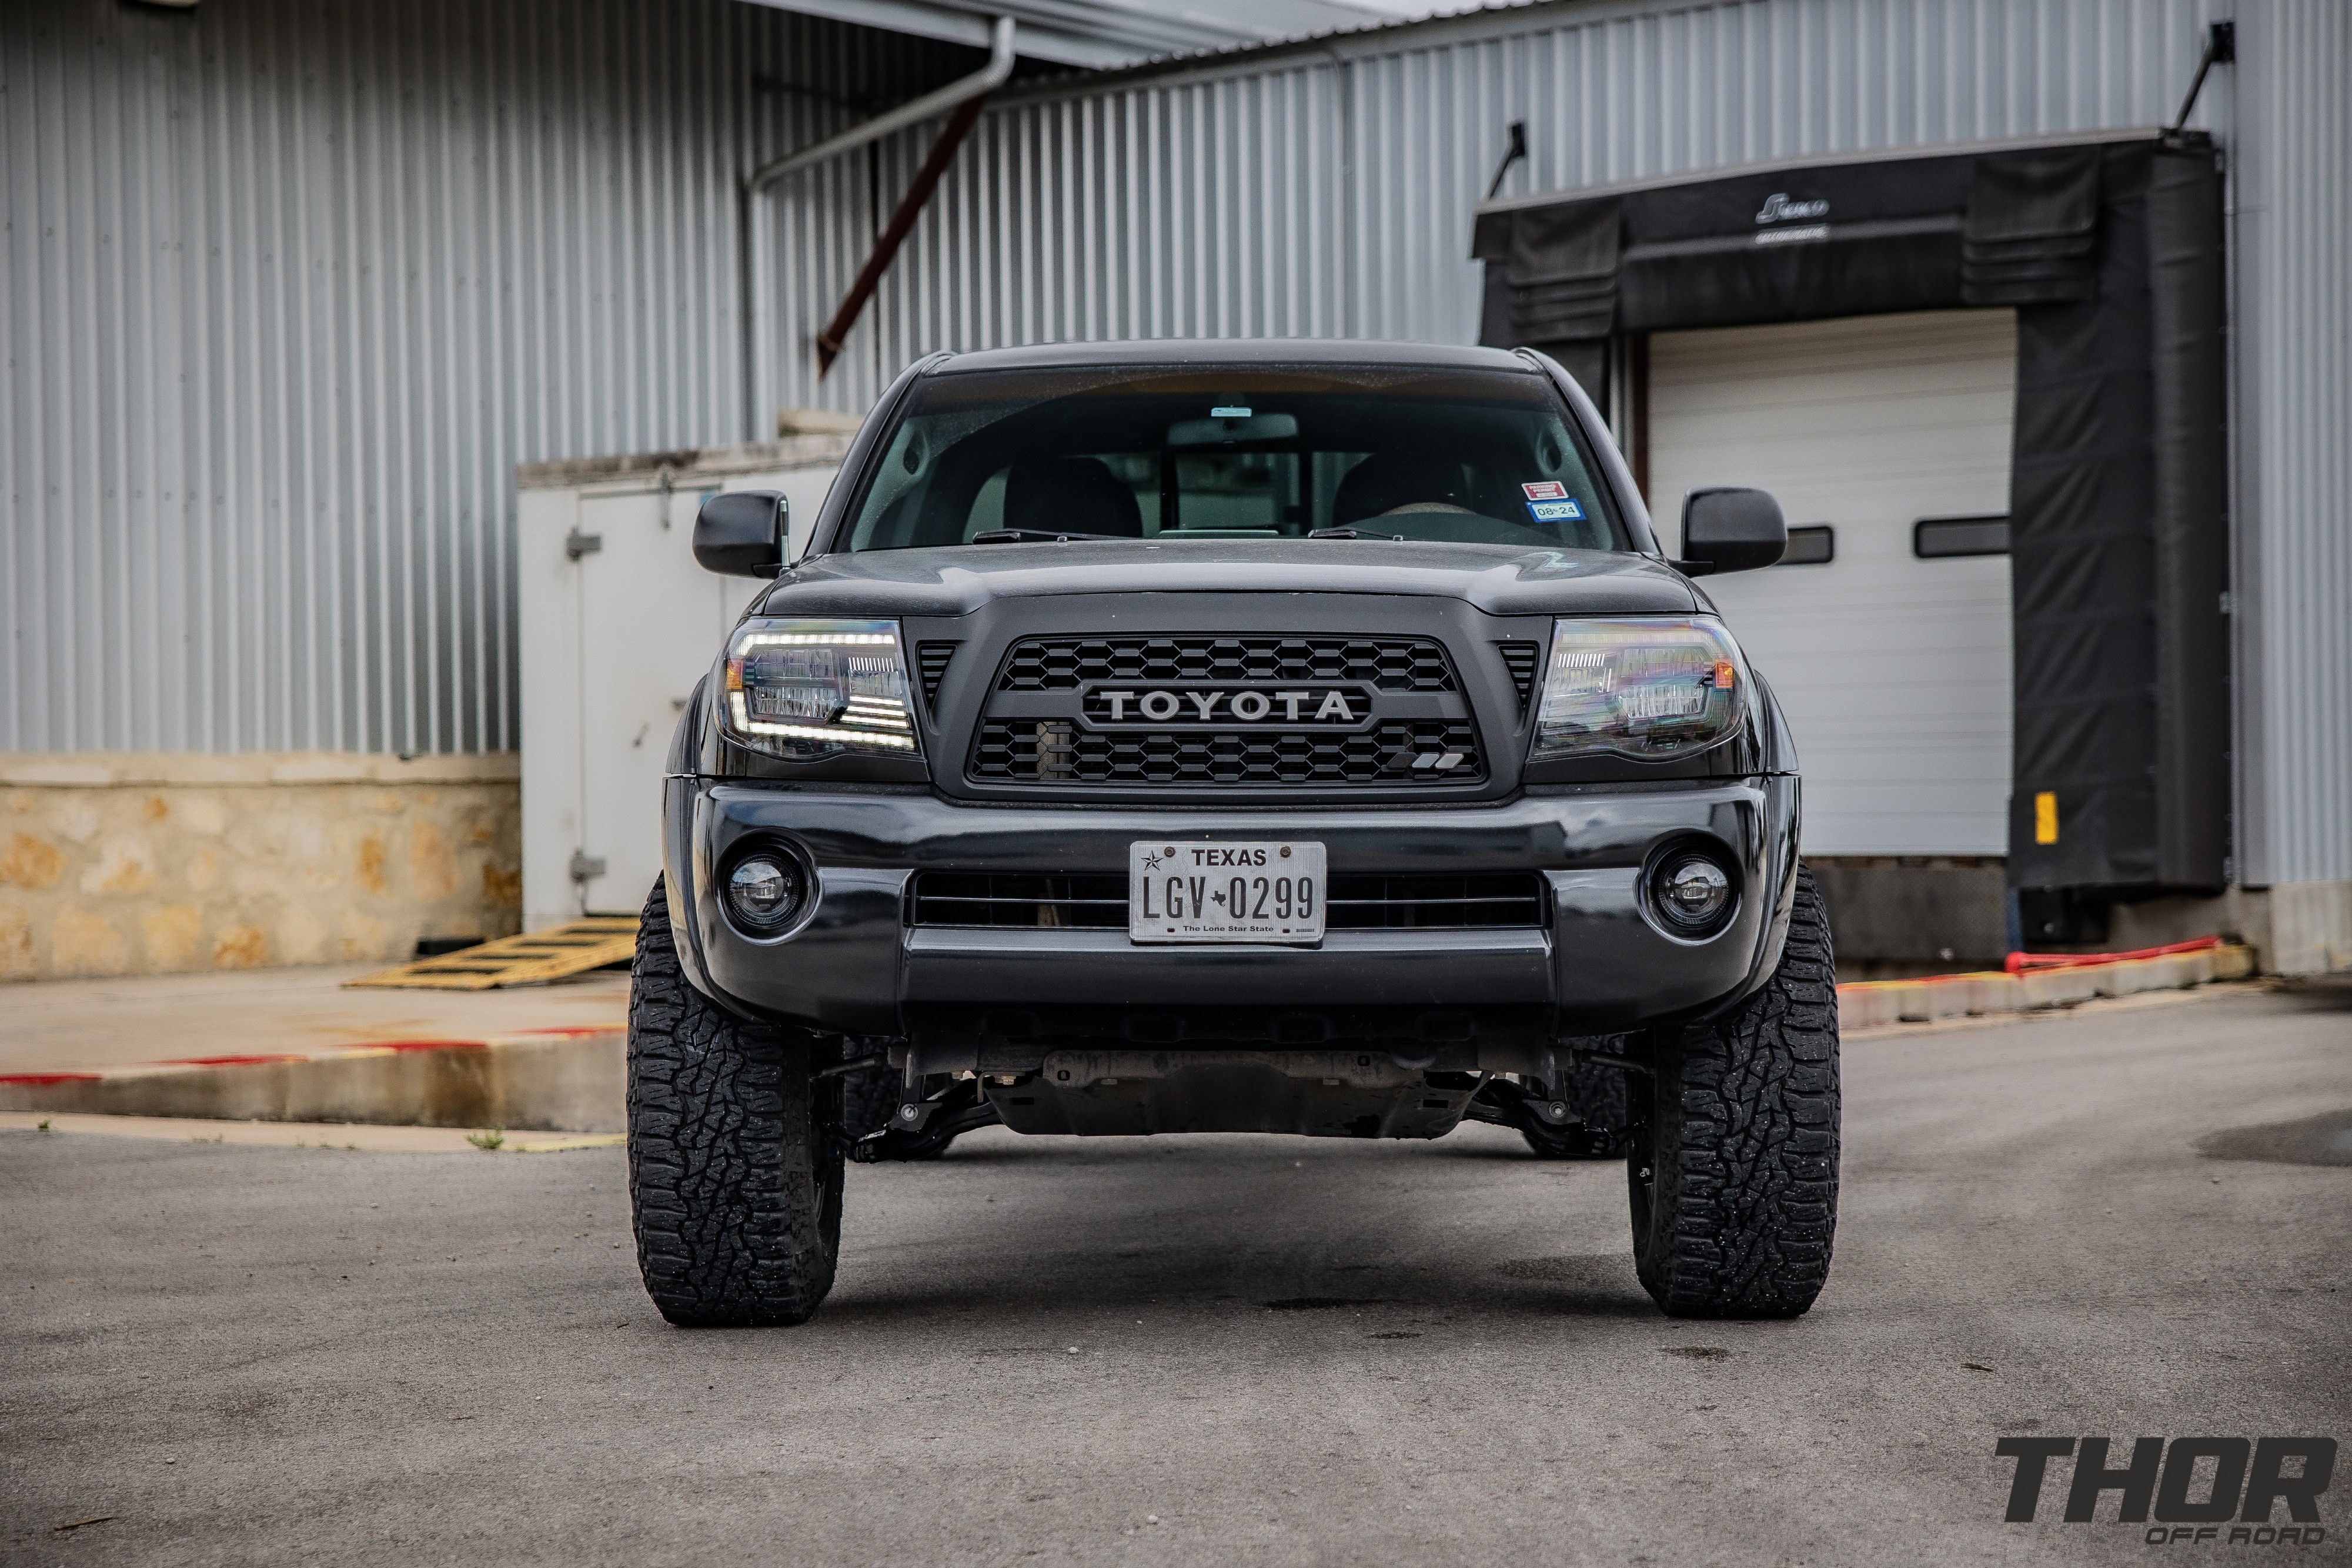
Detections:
[1478, 131, 2234, 963]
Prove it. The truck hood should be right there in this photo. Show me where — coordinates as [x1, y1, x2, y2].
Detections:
[753, 540, 1700, 620]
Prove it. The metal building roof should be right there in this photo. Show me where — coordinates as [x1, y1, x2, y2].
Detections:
[736, 0, 1484, 69]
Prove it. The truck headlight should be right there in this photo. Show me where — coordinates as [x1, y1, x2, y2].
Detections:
[719, 618, 919, 760]
[1530, 617, 1747, 762]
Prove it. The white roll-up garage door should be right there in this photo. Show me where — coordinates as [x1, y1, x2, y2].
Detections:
[1645, 308, 2019, 857]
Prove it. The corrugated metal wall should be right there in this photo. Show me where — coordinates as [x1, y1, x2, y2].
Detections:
[2233, 0, 2350, 887]
[775, 0, 2233, 413]
[1, 0, 961, 755]
[8, 0, 2342, 884]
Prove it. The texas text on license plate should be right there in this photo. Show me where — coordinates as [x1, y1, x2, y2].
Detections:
[1128, 841, 1327, 944]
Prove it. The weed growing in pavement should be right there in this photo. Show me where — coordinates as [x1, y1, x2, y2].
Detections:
[467, 1126, 506, 1151]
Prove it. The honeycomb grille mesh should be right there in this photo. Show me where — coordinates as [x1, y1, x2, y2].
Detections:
[970, 719, 1482, 787]
[971, 635, 1482, 790]
[996, 636, 1456, 693]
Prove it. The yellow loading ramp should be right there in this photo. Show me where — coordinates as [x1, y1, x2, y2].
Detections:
[344, 917, 638, 990]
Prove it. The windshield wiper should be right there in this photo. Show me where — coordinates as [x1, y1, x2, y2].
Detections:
[1307, 526, 1406, 541]
[968, 528, 1124, 544]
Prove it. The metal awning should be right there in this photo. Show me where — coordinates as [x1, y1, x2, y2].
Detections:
[739, 0, 1476, 69]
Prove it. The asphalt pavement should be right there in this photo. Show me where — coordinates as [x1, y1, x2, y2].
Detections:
[4, 981, 2347, 1566]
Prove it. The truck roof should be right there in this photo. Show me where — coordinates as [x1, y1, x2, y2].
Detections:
[928, 338, 1536, 376]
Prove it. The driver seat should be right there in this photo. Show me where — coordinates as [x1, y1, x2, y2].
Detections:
[1004, 457, 1145, 537]
[1332, 452, 1473, 524]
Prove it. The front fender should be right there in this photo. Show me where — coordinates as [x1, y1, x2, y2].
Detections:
[661, 678, 727, 1007]
[1752, 670, 1801, 777]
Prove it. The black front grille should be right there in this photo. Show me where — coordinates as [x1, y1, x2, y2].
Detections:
[998, 636, 1455, 692]
[910, 873, 1127, 929]
[971, 720, 1480, 787]
[908, 871, 1547, 930]
[971, 634, 1484, 790]
[1327, 872, 1546, 929]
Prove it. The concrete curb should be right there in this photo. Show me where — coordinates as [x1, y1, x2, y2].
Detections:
[0, 942, 2257, 1132]
[0, 1111, 625, 1153]
[1835, 944, 2253, 1028]
[0, 1027, 623, 1132]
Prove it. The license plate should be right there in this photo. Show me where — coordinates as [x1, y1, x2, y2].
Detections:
[1129, 841, 1326, 944]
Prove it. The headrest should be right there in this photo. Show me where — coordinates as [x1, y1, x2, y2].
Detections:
[1003, 456, 1145, 537]
[1332, 452, 1471, 524]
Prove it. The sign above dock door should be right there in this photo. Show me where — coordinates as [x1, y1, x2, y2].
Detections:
[1645, 309, 2017, 857]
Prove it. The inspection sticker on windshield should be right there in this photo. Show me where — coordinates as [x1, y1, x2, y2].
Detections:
[1522, 480, 1569, 500]
[1129, 841, 1325, 945]
[1527, 498, 1585, 522]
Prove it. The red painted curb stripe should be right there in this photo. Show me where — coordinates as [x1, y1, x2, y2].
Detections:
[4, 1037, 537, 1086]
[158, 1054, 313, 1068]
[2005, 935, 2222, 974]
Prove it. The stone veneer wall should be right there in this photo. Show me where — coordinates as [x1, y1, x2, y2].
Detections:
[0, 754, 520, 982]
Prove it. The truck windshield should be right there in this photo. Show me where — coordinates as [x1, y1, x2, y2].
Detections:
[837, 362, 1625, 553]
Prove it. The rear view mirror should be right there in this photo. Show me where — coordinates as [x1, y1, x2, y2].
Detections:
[1678, 487, 1786, 576]
[1168, 411, 1299, 447]
[693, 490, 789, 577]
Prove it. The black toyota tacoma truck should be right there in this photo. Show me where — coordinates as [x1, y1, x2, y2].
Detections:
[630, 340, 1837, 1327]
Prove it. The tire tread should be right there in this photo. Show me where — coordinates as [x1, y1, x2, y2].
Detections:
[627, 877, 838, 1327]
[1633, 865, 1840, 1319]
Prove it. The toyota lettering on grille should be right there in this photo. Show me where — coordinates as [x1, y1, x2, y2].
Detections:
[1080, 684, 1372, 727]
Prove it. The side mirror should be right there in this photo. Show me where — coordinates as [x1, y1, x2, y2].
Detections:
[1678, 487, 1786, 576]
[693, 490, 789, 577]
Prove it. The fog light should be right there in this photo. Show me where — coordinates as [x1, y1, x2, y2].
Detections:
[1652, 853, 1732, 935]
[726, 854, 804, 933]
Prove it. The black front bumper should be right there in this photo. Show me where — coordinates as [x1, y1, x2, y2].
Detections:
[665, 774, 1800, 1058]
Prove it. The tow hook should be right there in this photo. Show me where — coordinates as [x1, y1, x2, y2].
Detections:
[848, 1081, 1001, 1162]
[1462, 1076, 1619, 1155]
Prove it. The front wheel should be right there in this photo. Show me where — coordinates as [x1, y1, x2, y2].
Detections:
[628, 877, 842, 1327]
[1628, 864, 1840, 1319]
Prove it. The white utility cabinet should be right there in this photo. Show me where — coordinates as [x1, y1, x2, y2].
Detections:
[516, 436, 851, 931]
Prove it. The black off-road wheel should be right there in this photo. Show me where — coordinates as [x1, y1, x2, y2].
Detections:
[627, 877, 842, 1327]
[1627, 864, 1840, 1319]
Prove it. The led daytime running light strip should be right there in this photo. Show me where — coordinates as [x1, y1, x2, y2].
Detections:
[737, 631, 898, 647]
[840, 700, 911, 729]
[727, 692, 917, 750]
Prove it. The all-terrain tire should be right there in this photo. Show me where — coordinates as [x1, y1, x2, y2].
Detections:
[1628, 864, 1839, 1318]
[628, 877, 841, 1326]
[1521, 1054, 1633, 1160]
[840, 1059, 901, 1141]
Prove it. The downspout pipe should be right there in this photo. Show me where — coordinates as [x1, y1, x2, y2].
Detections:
[739, 17, 1015, 435]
